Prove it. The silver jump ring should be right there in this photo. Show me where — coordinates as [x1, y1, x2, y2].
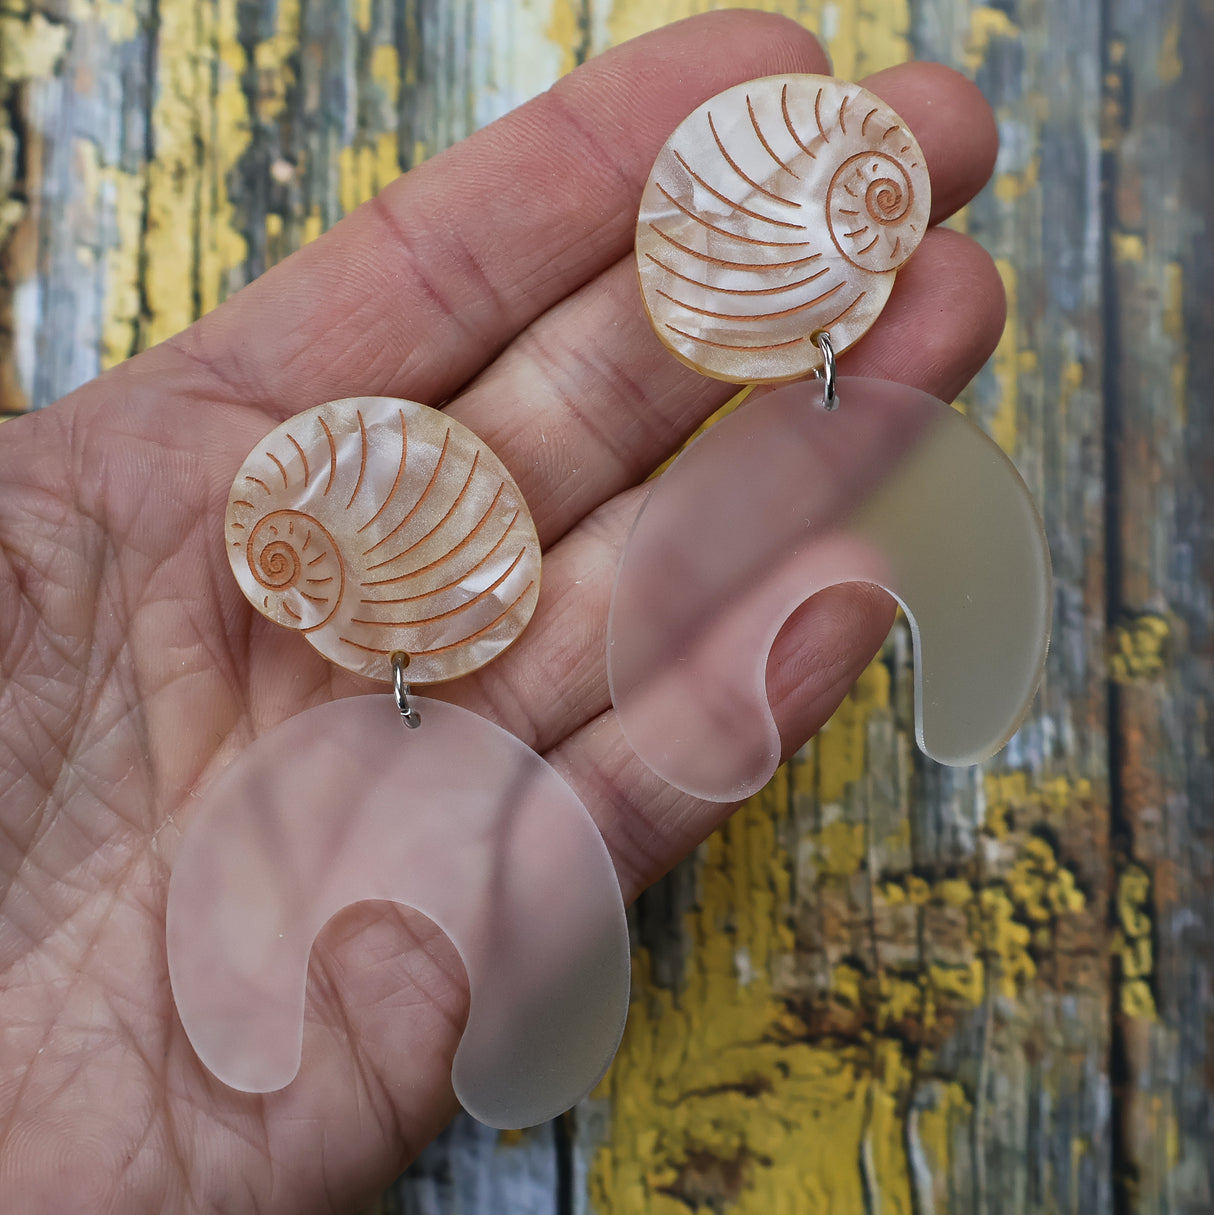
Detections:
[812, 330, 838, 412]
[391, 651, 422, 729]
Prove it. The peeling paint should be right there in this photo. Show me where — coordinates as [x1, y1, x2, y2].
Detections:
[964, 6, 1019, 73]
[1109, 613, 1170, 684]
[1113, 865, 1157, 1020]
[990, 259, 1018, 454]
[0, 11, 69, 80]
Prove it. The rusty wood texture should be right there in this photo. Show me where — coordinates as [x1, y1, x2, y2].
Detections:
[0, 0, 1209, 1212]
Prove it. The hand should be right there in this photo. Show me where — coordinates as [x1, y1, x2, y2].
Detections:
[0, 12, 1003, 1212]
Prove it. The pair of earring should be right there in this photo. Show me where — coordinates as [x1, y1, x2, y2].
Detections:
[166, 74, 1051, 1129]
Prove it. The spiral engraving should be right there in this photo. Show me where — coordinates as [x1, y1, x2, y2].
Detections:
[226, 398, 541, 683]
[635, 74, 932, 383]
[242, 510, 344, 631]
[827, 153, 916, 272]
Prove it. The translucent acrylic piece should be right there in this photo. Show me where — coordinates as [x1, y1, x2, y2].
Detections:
[608, 376, 1052, 801]
[166, 695, 630, 1130]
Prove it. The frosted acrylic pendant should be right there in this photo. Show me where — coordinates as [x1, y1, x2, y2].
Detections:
[227, 397, 541, 683]
[166, 695, 631, 1130]
[637, 75, 931, 383]
[608, 377, 1052, 801]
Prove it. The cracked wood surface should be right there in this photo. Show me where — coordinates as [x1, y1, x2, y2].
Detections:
[1, 0, 1210, 1212]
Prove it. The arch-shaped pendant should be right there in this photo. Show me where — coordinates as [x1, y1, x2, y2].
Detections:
[166, 696, 631, 1129]
[607, 377, 1052, 801]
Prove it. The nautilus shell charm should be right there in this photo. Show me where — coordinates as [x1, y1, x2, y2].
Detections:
[636, 74, 931, 382]
[226, 397, 541, 683]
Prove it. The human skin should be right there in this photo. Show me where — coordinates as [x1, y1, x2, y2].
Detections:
[0, 11, 1004, 1213]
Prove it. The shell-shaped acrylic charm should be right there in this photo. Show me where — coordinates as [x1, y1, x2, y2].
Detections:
[607, 378, 1052, 801]
[637, 75, 931, 383]
[227, 397, 540, 683]
[167, 695, 631, 1129]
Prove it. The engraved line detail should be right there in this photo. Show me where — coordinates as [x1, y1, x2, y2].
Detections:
[666, 325, 808, 352]
[645, 254, 829, 296]
[781, 83, 817, 159]
[655, 183, 813, 248]
[366, 448, 481, 570]
[319, 416, 337, 496]
[363, 495, 515, 589]
[363, 534, 525, 606]
[647, 224, 822, 271]
[350, 549, 526, 628]
[357, 409, 410, 535]
[657, 280, 845, 324]
[410, 583, 537, 656]
[267, 453, 289, 490]
[815, 88, 829, 142]
[287, 435, 310, 488]
[707, 111, 799, 206]
[672, 150, 806, 229]
[363, 429, 453, 558]
[747, 94, 799, 178]
[345, 410, 369, 510]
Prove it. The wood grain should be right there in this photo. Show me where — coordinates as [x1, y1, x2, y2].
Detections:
[1, 0, 1208, 1212]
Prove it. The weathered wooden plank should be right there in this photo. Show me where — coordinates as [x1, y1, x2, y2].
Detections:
[1102, 1, 1214, 1210]
[0, 0, 572, 410]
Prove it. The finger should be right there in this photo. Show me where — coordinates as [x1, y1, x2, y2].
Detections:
[540, 559, 901, 903]
[454, 222, 1005, 552]
[837, 225, 1008, 396]
[446, 65, 1001, 543]
[450, 229, 1006, 751]
[139, 11, 830, 414]
[864, 62, 999, 225]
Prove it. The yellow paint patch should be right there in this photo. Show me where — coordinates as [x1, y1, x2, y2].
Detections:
[86, 0, 136, 43]
[816, 819, 867, 878]
[592, 770, 1094, 1208]
[1164, 260, 1186, 424]
[990, 259, 1019, 453]
[371, 43, 401, 107]
[0, 11, 69, 80]
[304, 206, 324, 246]
[253, 0, 299, 125]
[1113, 865, 1157, 1019]
[815, 659, 890, 803]
[828, 0, 911, 80]
[1109, 613, 1170, 683]
[964, 6, 1020, 73]
[142, 0, 249, 346]
[546, 0, 587, 76]
[99, 166, 145, 367]
[1158, 14, 1183, 85]
[605, 0, 910, 85]
[1113, 232, 1145, 262]
[994, 155, 1039, 204]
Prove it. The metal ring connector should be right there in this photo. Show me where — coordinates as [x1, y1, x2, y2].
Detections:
[812, 330, 838, 412]
[391, 651, 421, 729]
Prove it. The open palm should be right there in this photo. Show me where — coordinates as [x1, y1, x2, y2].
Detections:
[0, 13, 1004, 1213]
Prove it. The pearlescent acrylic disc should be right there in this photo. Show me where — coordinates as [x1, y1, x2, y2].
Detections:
[226, 397, 541, 683]
[637, 75, 931, 383]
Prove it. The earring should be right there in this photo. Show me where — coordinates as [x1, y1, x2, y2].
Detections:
[166, 397, 630, 1130]
[609, 75, 1052, 801]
